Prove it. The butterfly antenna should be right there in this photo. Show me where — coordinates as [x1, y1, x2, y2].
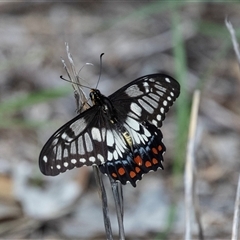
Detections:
[60, 75, 92, 90]
[77, 62, 94, 76]
[96, 53, 104, 89]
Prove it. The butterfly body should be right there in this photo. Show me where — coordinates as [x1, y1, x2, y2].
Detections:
[39, 74, 180, 187]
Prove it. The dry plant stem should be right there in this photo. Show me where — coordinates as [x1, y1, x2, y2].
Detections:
[63, 42, 90, 112]
[63, 43, 113, 240]
[232, 175, 240, 240]
[109, 178, 125, 240]
[225, 18, 240, 67]
[225, 18, 240, 240]
[94, 166, 113, 240]
[184, 90, 203, 240]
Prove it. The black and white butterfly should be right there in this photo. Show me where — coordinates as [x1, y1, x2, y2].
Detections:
[39, 74, 180, 187]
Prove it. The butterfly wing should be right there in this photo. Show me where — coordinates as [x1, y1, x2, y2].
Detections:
[98, 74, 180, 186]
[39, 105, 99, 176]
[39, 105, 134, 177]
[108, 73, 180, 128]
[99, 120, 166, 187]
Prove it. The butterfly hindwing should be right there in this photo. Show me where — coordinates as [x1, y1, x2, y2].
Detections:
[99, 121, 165, 187]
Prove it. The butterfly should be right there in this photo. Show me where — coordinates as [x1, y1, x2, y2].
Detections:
[39, 74, 180, 187]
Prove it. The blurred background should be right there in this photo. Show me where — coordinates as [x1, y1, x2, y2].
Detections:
[0, 1, 240, 239]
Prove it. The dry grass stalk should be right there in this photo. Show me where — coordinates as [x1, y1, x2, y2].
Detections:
[184, 90, 203, 240]
[232, 175, 240, 240]
[225, 18, 240, 240]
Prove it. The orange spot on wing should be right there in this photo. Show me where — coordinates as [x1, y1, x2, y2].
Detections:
[152, 147, 158, 154]
[145, 161, 152, 167]
[134, 155, 143, 166]
[118, 167, 125, 176]
[112, 173, 117, 178]
[158, 145, 162, 151]
[135, 167, 141, 173]
[152, 158, 158, 164]
[130, 171, 136, 178]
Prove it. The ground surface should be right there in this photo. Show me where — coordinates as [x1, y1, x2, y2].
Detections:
[0, 2, 239, 239]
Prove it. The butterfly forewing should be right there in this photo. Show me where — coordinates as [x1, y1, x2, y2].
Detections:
[39, 73, 180, 187]
[40, 106, 104, 175]
[109, 74, 180, 128]
[39, 106, 130, 176]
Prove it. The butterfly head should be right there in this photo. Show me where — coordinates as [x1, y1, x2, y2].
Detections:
[90, 89, 102, 105]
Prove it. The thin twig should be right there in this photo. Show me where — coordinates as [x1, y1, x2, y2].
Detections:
[225, 17, 240, 240]
[232, 175, 240, 240]
[225, 18, 240, 68]
[63, 42, 90, 113]
[184, 90, 203, 240]
[109, 178, 125, 240]
[94, 167, 113, 240]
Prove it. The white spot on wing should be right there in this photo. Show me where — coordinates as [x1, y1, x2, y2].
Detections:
[89, 156, 95, 162]
[143, 96, 158, 108]
[97, 154, 105, 164]
[61, 133, 68, 140]
[155, 84, 167, 92]
[156, 90, 164, 97]
[70, 118, 87, 136]
[163, 100, 168, 106]
[84, 133, 93, 152]
[157, 114, 162, 121]
[43, 156, 48, 163]
[165, 77, 171, 83]
[61, 132, 73, 142]
[131, 129, 140, 144]
[138, 99, 154, 114]
[64, 162, 68, 167]
[52, 138, 58, 146]
[113, 132, 126, 152]
[63, 149, 68, 158]
[107, 130, 114, 147]
[152, 119, 158, 126]
[70, 142, 77, 154]
[71, 159, 77, 164]
[113, 150, 118, 160]
[56, 147, 62, 160]
[115, 145, 123, 158]
[149, 93, 160, 102]
[78, 136, 85, 155]
[143, 82, 150, 93]
[127, 111, 139, 119]
[56, 165, 61, 169]
[125, 117, 140, 131]
[80, 158, 86, 163]
[101, 128, 106, 141]
[130, 102, 142, 117]
[125, 84, 143, 97]
[91, 127, 101, 142]
[108, 151, 113, 160]
[143, 127, 151, 137]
